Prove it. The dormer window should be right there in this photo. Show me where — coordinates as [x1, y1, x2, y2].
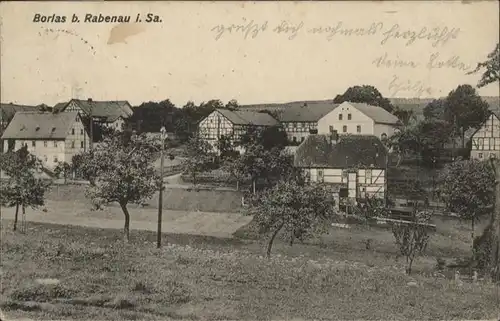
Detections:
[51, 127, 56, 132]
[20, 125, 26, 131]
[35, 126, 40, 131]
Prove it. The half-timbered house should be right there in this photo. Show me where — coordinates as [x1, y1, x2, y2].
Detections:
[198, 109, 279, 152]
[470, 110, 500, 160]
[294, 133, 388, 208]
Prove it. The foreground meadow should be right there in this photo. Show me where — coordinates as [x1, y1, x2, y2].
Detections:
[1, 221, 499, 320]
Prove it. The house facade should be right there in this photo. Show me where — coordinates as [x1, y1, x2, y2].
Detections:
[317, 101, 400, 140]
[294, 134, 388, 208]
[470, 111, 500, 160]
[1, 111, 90, 170]
[198, 109, 280, 152]
[54, 99, 133, 132]
[241, 101, 339, 145]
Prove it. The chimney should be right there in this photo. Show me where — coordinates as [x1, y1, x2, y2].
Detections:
[329, 130, 338, 146]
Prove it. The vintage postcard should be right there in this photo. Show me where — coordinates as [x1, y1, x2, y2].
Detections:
[0, 1, 499, 320]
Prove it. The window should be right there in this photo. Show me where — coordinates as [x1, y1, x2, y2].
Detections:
[81, 141, 84, 148]
[329, 125, 334, 133]
[293, 122, 297, 128]
[32, 141, 36, 147]
[292, 136, 297, 143]
[80, 129, 84, 135]
[53, 141, 57, 147]
[72, 128, 75, 135]
[71, 141, 75, 148]
[343, 125, 347, 133]
[301, 123, 305, 128]
[53, 156, 58, 163]
[357, 125, 361, 133]
[348, 114, 352, 120]
[366, 170, 372, 183]
[342, 170, 348, 183]
[338, 114, 343, 121]
[479, 153, 483, 159]
[317, 169, 324, 182]
[44, 141, 48, 147]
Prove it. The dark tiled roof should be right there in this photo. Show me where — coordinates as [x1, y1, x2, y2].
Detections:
[1, 103, 39, 122]
[54, 99, 133, 122]
[216, 109, 279, 126]
[294, 134, 388, 168]
[241, 101, 338, 122]
[344, 102, 400, 125]
[1, 111, 79, 140]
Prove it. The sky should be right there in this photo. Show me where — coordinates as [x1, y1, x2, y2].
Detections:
[1, 1, 499, 107]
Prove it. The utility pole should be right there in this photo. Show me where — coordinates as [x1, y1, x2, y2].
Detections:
[157, 126, 167, 248]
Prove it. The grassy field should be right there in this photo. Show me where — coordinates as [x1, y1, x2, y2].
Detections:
[1, 218, 499, 320]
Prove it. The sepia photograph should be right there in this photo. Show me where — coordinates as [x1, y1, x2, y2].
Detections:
[0, 1, 499, 320]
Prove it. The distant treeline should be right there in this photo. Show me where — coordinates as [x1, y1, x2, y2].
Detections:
[126, 99, 239, 140]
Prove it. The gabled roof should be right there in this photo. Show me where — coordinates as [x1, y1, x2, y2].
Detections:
[216, 109, 279, 126]
[54, 99, 133, 122]
[1, 103, 40, 122]
[1, 111, 80, 140]
[241, 101, 339, 122]
[294, 134, 388, 168]
[340, 102, 400, 125]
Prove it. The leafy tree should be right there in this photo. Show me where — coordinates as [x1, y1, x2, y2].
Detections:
[247, 180, 336, 258]
[468, 43, 499, 88]
[392, 106, 415, 126]
[80, 132, 161, 242]
[444, 85, 489, 142]
[438, 159, 496, 255]
[0, 146, 50, 232]
[54, 161, 72, 183]
[129, 99, 179, 133]
[225, 99, 239, 110]
[334, 85, 395, 113]
[391, 206, 433, 274]
[184, 132, 214, 185]
[239, 126, 287, 151]
[423, 99, 447, 121]
[217, 135, 239, 162]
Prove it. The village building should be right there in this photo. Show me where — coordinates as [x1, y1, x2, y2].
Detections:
[198, 109, 280, 152]
[317, 101, 400, 140]
[1, 111, 90, 170]
[53, 98, 133, 132]
[241, 102, 339, 145]
[470, 110, 500, 160]
[294, 133, 388, 209]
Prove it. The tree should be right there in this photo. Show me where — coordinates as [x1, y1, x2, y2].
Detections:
[81, 132, 161, 242]
[334, 85, 395, 113]
[184, 132, 214, 186]
[217, 134, 238, 162]
[247, 180, 336, 258]
[423, 99, 447, 121]
[0, 146, 50, 232]
[468, 43, 499, 88]
[439, 159, 496, 255]
[392, 106, 415, 126]
[391, 206, 433, 275]
[225, 99, 239, 110]
[54, 161, 72, 183]
[444, 85, 489, 141]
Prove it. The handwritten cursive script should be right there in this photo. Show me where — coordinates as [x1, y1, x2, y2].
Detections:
[388, 75, 433, 98]
[380, 24, 460, 47]
[211, 18, 268, 40]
